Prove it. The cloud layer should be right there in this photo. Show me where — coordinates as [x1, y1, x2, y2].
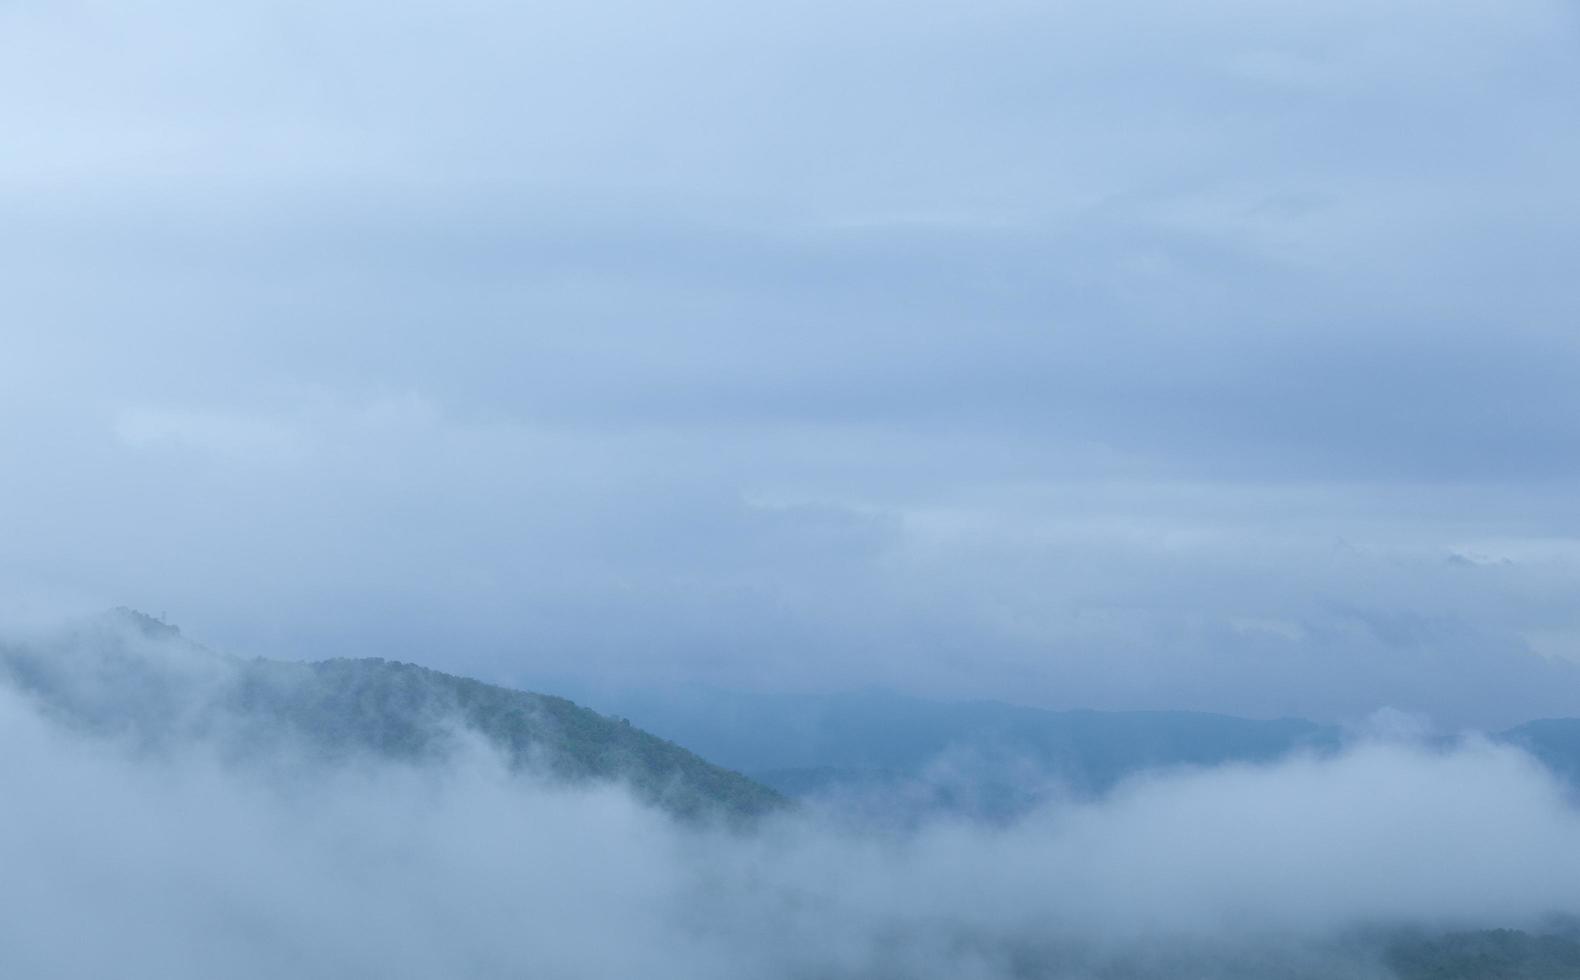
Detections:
[3, 676, 1579, 979]
[2, 0, 1579, 721]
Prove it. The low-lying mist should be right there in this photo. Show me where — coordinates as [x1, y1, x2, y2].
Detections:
[3, 640, 1579, 980]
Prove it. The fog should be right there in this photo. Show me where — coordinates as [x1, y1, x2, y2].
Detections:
[4, 0, 1579, 971]
[3, 649, 1578, 979]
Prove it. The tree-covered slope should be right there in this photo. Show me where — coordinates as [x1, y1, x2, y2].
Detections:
[0, 609, 784, 822]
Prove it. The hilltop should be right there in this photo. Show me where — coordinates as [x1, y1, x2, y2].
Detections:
[0, 609, 784, 822]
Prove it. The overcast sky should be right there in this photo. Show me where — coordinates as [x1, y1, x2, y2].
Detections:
[3, 0, 1579, 726]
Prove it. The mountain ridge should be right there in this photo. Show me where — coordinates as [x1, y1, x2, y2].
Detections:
[0, 609, 786, 823]
[11, 609, 1580, 827]
[579, 685, 1580, 821]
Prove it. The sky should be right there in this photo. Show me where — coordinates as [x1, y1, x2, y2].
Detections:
[3, 0, 1580, 726]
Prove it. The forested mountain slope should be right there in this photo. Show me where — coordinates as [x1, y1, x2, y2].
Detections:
[0, 609, 783, 822]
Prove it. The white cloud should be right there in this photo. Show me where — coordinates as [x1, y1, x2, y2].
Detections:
[1, 678, 1577, 979]
[0, 0, 1578, 720]
[114, 407, 306, 464]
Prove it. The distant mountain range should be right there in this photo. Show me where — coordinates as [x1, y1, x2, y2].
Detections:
[1385, 925, 1580, 980]
[6, 608, 1580, 828]
[1502, 718, 1580, 786]
[7, 609, 1580, 979]
[0, 609, 784, 822]
[580, 687, 1580, 822]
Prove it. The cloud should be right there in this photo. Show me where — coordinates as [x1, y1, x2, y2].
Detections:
[1, 0, 1579, 721]
[7, 389, 1580, 725]
[2, 667, 1580, 980]
[114, 407, 307, 465]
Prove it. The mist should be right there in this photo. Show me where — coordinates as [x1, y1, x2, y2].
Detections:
[3, 627, 1578, 980]
[5, 0, 1579, 974]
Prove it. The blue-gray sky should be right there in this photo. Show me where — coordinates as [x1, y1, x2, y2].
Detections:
[3, 0, 1580, 725]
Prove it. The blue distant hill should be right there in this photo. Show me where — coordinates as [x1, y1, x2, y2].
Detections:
[584, 686, 1580, 822]
[11, 609, 1580, 828]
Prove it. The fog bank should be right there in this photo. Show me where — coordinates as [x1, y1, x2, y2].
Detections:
[3, 678, 1577, 979]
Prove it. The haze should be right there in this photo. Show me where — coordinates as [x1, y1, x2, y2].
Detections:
[6, 0, 1580, 725]
[7, 3, 1580, 977]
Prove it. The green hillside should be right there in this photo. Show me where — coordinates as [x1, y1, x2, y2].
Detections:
[0, 609, 784, 822]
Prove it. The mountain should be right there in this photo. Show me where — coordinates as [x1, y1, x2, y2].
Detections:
[583, 686, 1580, 823]
[0, 609, 785, 822]
[1498, 718, 1580, 786]
[10, 608, 1579, 829]
[1004, 925, 1580, 980]
[1384, 925, 1580, 980]
[571, 687, 1343, 821]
